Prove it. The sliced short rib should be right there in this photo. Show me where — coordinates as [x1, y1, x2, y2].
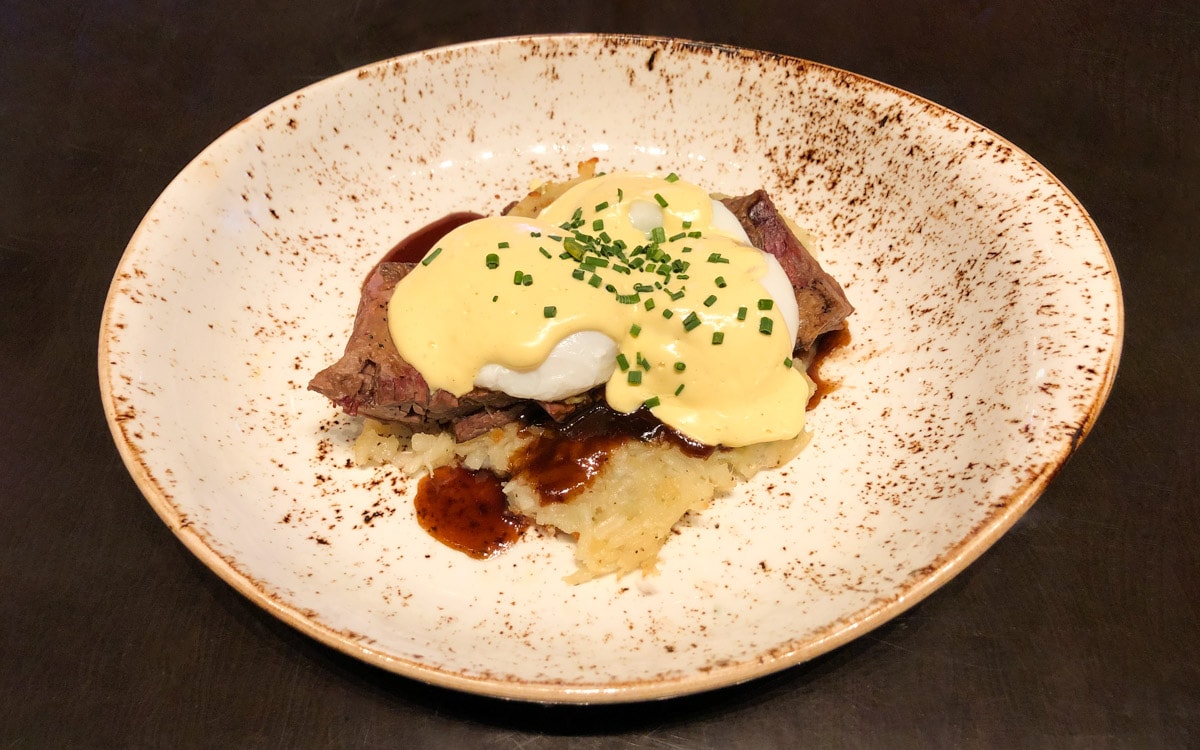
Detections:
[310, 190, 852, 441]
[720, 191, 853, 354]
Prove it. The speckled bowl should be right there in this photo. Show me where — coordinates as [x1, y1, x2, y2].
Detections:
[99, 35, 1122, 703]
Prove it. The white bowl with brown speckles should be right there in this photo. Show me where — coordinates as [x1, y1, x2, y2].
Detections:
[99, 34, 1122, 703]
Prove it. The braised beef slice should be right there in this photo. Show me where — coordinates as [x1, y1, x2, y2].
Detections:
[310, 190, 852, 442]
[307, 262, 523, 440]
[720, 191, 853, 353]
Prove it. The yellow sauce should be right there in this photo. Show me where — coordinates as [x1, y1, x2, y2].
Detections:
[387, 173, 811, 447]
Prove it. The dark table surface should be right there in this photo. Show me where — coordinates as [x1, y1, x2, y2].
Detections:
[4, 1, 1197, 747]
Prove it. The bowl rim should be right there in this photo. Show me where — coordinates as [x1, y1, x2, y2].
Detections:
[98, 32, 1124, 704]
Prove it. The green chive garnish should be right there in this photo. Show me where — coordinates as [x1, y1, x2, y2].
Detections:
[522, 274, 533, 286]
[627, 370, 642, 385]
[643, 396, 661, 409]
[707, 252, 729, 264]
[712, 331, 724, 345]
[617, 188, 624, 202]
[592, 219, 604, 231]
[758, 298, 774, 310]
[668, 232, 686, 242]
[538, 247, 551, 258]
[498, 241, 509, 249]
[682, 220, 692, 229]
[588, 274, 602, 288]
[530, 231, 541, 238]
[421, 247, 443, 266]
[703, 295, 717, 307]
[674, 384, 685, 396]
[715, 276, 727, 288]
[737, 306, 748, 321]
[512, 270, 524, 285]
[485, 253, 500, 269]
[674, 361, 686, 372]
[572, 268, 585, 280]
[650, 227, 666, 244]
[665, 172, 680, 183]
[784, 357, 794, 368]
[653, 193, 668, 208]
[682, 312, 701, 331]
[630, 323, 642, 338]
[759, 317, 773, 334]
[594, 201, 609, 212]
[644, 298, 656, 311]
[543, 306, 557, 318]
[616, 353, 630, 371]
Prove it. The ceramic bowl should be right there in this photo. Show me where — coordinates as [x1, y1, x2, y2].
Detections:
[100, 34, 1122, 703]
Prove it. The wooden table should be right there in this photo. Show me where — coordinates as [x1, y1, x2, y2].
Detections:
[3, 1, 1196, 745]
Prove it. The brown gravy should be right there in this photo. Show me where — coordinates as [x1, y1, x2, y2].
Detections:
[414, 465, 528, 558]
[806, 326, 851, 410]
[510, 404, 714, 506]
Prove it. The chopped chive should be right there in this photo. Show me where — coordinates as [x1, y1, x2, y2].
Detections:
[630, 323, 642, 338]
[759, 317, 773, 334]
[594, 201, 609, 212]
[616, 353, 630, 371]
[711, 331, 724, 345]
[650, 227, 666, 244]
[707, 252, 729, 264]
[592, 219, 604, 231]
[674, 383, 685, 396]
[662, 308, 674, 319]
[703, 294, 718, 307]
[682, 311, 701, 331]
[674, 361, 686, 372]
[645, 263, 656, 273]
[654, 193, 669, 208]
[588, 257, 610, 268]
[571, 207, 583, 223]
[784, 357, 794, 368]
[643, 298, 656, 311]
[497, 241, 510, 249]
[687, 231, 702, 238]
[522, 274, 533, 286]
[512, 270, 524, 285]
[668, 288, 685, 301]
[757, 298, 774, 310]
[613, 264, 630, 274]
[485, 253, 500, 269]
[530, 231, 541, 238]
[588, 274, 602, 288]
[681, 246, 693, 253]
[572, 268, 585, 280]
[668, 231, 687, 242]
[715, 276, 727, 288]
[492, 295, 498, 302]
[538, 247, 551, 258]
[562, 238, 586, 259]
[605, 283, 616, 293]
[634, 283, 655, 293]
[636, 352, 650, 370]
[617, 188, 624, 202]
[543, 306, 557, 318]
[682, 220, 692, 229]
[665, 172, 680, 183]
[615, 292, 640, 304]
[599, 231, 612, 243]
[643, 396, 661, 409]
[627, 370, 642, 385]
[559, 251, 573, 260]
[421, 246, 443, 266]
[737, 306, 748, 321]
[676, 274, 689, 280]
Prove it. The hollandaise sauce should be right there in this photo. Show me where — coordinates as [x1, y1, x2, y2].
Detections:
[387, 172, 811, 447]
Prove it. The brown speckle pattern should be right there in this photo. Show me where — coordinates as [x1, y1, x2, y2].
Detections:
[98, 35, 1122, 703]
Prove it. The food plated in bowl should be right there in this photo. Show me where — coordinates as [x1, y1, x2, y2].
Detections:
[99, 35, 1122, 702]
